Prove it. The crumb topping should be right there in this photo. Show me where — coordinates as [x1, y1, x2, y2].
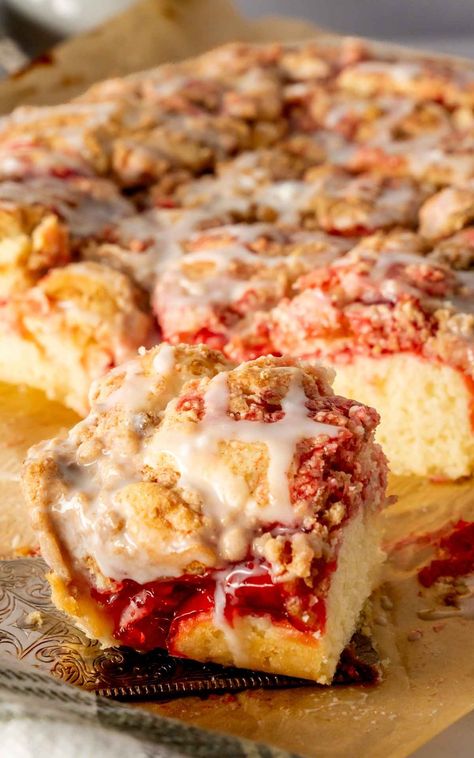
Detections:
[25, 344, 386, 590]
[228, 247, 474, 378]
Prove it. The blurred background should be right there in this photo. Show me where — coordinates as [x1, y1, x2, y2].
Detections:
[237, 0, 474, 57]
[1, 0, 473, 59]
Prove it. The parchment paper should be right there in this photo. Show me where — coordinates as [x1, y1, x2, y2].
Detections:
[0, 2, 472, 755]
[0, 0, 320, 113]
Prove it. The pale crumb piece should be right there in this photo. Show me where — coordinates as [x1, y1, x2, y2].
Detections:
[325, 501, 346, 526]
[407, 629, 424, 641]
[253, 530, 324, 580]
[380, 593, 393, 610]
[25, 611, 44, 628]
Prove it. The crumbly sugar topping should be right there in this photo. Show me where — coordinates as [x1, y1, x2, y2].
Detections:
[227, 244, 474, 376]
[26, 344, 385, 589]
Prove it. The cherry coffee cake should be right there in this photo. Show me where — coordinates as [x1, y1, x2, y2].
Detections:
[13, 37, 474, 682]
[1, 39, 473, 475]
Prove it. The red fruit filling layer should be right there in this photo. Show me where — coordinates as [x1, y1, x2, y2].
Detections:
[87, 367, 382, 654]
[418, 520, 474, 588]
[91, 558, 336, 653]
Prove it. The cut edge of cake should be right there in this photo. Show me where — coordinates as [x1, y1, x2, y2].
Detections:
[168, 508, 384, 683]
[331, 353, 474, 480]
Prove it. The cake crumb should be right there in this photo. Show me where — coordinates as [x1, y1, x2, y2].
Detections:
[380, 594, 393, 611]
[25, 611, 44, 629]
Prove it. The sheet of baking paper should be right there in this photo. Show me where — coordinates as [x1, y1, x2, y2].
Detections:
[0, 383, 78, 554]
[0, 1, 472, 754]
[0, 0, 320, 113]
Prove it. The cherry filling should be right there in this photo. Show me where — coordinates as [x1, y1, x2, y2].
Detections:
[183, 327, 228, 351]
[418, 520, 474, 588]
[91, 559, 335, 653]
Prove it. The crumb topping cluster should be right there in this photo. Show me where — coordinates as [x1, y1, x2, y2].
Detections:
[228, 245, 474, 376]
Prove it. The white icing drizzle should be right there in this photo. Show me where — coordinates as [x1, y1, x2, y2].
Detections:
[145, 72, 189, 99]
[0, 177, 133, 237]
[212, 562, 271, 665]
[257, 180, 316, 224]
[3, 101, 117, 129]
[173, 142, 419, 236]
[147, 369, 340, 558]
[40, 358, 343, 588]
[152, 343, 176, 375]
[154, 227, 350, 340]
[367, 250, 433, 295]
[343, 60, 424, 85]
[332, 248, 474, 310]
[98, 344, 177, 415]
[195, 222, 284, 245]
[182, 247, 269, 299]
[159, 245, 283, 312]
[213, 568, 246, 664]
[99, 363, 152, 415]
[0, 100, 119, 161]
[203, 371, 340, 521]
[185, 245, 277, 268]
[110, 208, 264, 288]
[407, 145, 473, 183]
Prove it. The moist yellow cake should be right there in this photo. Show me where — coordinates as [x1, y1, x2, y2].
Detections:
[331, 354, 474, 480]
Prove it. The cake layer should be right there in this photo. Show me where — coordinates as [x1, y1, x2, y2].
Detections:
[169, 509, 382, 683]
[331, 354, 474, 479]
[46, 502, 382, 684]
[0, 262, 153, 414]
